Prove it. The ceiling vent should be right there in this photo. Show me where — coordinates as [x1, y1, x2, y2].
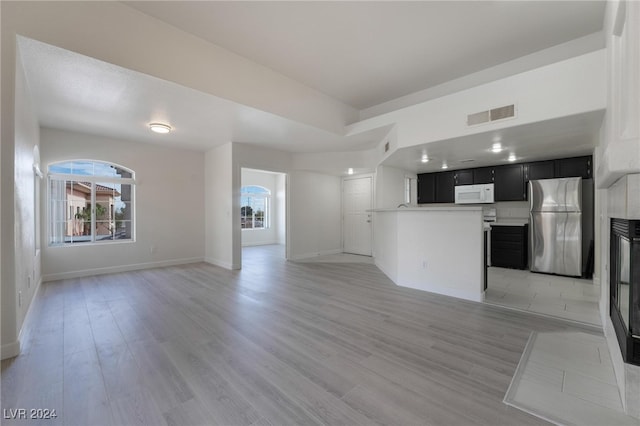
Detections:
[467, 104, 515, 126]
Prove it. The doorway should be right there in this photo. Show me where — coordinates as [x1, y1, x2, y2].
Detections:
[240, 168, 287, 263]
[342, 175, 373, 256]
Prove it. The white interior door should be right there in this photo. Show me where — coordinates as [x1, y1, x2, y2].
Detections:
[343, 176, 373, 256]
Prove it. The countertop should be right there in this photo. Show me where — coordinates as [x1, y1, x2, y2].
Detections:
[489, 219, 529, 226]
[369, 206, 483, 212]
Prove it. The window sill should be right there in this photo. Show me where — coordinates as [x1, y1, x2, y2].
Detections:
[48, 239, 136, 248]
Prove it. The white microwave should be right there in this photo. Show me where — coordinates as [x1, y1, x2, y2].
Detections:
[454, 183, 495, 204]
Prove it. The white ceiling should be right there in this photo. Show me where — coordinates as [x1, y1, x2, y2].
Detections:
[18, 36, 389, 153]
[18, 1, 607, 167]
[124, 0, 606, 110]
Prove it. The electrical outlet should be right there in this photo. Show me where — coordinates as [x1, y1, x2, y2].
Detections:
[422, 261, 427, 269]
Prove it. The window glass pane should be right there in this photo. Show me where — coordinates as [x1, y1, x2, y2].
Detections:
[618, 237, 631, 330]
[48, 169, 135, 246]
[240, 186, 270, 230]
[49, 162, 73, 175]
[71, 161, 95, 176]
[49, 160, 134, 178]
[49, 179, 96, 244]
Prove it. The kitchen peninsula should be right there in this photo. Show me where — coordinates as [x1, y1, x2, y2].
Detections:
[372, 206, 485, 302]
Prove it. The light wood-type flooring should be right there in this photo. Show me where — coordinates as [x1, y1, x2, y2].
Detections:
[2, 245, 601, 425]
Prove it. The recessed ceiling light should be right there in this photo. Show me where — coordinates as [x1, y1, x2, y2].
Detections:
[441, 163, 448, 170]
[508, 153, 517, 162]
[347, 168, 354, 175]
[491, 143, 503, 153]
[149, 123, 172, 134]
[421, 154, 429, 163]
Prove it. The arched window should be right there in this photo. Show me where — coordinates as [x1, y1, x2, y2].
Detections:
[241, 185, 270, 229]
[48, 160, 135, 245]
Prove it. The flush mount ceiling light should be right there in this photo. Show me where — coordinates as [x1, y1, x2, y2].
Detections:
[347, 168, 354, 175]
[421, 154, 429, 163]
[508, 153, 517, 162]
[491, 143, 503, 153]
[441, 162, 448, 170]
[149, 123, 172, 134]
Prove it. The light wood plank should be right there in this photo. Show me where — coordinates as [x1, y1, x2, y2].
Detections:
[2, 244, 600, 425]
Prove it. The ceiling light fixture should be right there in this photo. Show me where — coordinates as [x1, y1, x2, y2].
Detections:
[149, 123, 172, 134]
[508, 153, 517, 162]
[421, 154, 429, 163]
[441, 163, 448, 170]
[347, 168, 354, 175]
[491, 143, 503, 153]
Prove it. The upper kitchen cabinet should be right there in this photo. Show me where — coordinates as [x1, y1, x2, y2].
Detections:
[525, 160, 555, 182]
[417, 173, 436, 204]
[494, 164, 525, 201]
[435, 171, 455, 203]
[454, 170, 473, 186]
[473, 167, 495, 184]
[555, 156, 592, 179]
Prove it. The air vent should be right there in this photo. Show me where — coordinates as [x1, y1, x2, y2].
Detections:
[491, 104, 515, 121]
[467, 104, 516, 126]
[467, 111, 490, 126]
[459, 159, 475, 163]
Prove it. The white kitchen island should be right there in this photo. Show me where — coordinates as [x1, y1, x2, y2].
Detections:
[372, 206, 485, 302]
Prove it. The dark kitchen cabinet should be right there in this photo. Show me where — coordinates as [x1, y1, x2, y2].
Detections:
[555, 156, 592, 179]
[525, 160, 555, 182]
[454, 170, 473, 186]
[435, 171, 455, 203]
[491, 224, 528, 269]
[473, 167, 495, 184]
[494, 164, 525, 201]
[417, 173, 436, 204]
[416, 155, 592, 205]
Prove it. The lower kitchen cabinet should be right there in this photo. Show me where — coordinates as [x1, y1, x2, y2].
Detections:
[491, 224, 528, 269]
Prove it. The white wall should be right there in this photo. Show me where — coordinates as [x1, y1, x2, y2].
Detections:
[597, 1, 640, 419]
[205, 143, 235, 269]
[1, 50, 41, 359]
[373, 208, 484, 302]
[349, 50, 606, 153]
[40, 128, 205, 280]
[375, 165, 410, 209]
[289, 170, 342, 260]
[276, 173, 286, 245]
[241, 169, 285, 247]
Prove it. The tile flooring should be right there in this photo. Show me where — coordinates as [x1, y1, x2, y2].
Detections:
[505, 331, 640, 426]
[485, 267, 601, 327]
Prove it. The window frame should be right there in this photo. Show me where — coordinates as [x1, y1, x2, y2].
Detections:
[47, 160, 136, 247]
[240, 185, 271, 231]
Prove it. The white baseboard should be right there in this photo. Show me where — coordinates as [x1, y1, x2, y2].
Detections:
[42, 257, 204, 282]
[204, 257, 240, 270]
[289, 248, 342, 261]
[1, 341, 20, 360]
[396, 281, 484, 303]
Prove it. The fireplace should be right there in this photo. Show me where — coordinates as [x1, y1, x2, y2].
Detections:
[610, 218, 640, 366]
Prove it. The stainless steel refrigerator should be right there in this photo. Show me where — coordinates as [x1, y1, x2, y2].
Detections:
[529, 177, 590, 277]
